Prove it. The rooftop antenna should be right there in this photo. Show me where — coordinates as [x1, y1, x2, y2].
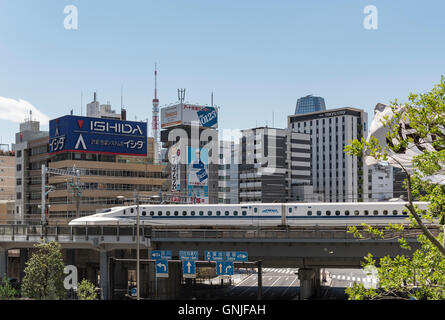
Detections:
[121, 85, 124, 109]
[178, 88, 186, 104]
[211, 92, 214, 107]
[81, 91, 83, 116]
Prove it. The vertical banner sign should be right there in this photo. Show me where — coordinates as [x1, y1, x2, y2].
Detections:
[187, 147, 209, 204]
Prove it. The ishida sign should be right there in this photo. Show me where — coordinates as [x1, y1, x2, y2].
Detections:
[49, 115, 147, 156]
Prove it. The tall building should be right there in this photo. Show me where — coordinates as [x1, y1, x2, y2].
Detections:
[12, 118, 50, 223]
[295, 95, 326, 114]
[288, 107, 368, 202]
[160, 101, 219, 204]
[218, 140, 239, 204]
[0, 151, 16, 201]
[238, 127, 312, 203]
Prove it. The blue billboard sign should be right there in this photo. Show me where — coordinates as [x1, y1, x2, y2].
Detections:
[197, 106, 218, 128]
[49, 115, 147, 156]
[179, 251, 199, 261]
[151, 250, 172, 260]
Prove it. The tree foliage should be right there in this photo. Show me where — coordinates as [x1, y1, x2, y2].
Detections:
[344, 77, 445, 299]
[77, 279, 98, 300]
[21, 241, 66, 300]
[0, 276, 17, 300]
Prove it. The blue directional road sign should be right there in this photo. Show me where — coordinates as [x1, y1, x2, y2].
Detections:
[205, 251, 225, 261]
[151, 250, 172, 260]
[155, 260, 169, 278]
[216, 261, 234, 276]
[224, 251, 248, 262]
[179, 251, 198, 261]
[182, 260, 196, 279]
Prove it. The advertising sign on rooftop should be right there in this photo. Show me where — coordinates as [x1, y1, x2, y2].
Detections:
[49, 115, 147, 156]
[161, 104, 218, 129]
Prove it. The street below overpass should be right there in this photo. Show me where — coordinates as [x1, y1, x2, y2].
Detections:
[179, 268, 369, 300]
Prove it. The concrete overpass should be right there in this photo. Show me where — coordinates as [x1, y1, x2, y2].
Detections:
[0, 223, 440, 299]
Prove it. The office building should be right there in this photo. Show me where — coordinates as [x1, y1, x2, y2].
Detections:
[160, 102, 219, 204]
[238, 127, 312, 203]
[368, 163, 393, 201]
[288, 107, 369, 202]
[0, 151, 16, 201]
[218, 140, 239, 204]
[295, 95, 326, 114]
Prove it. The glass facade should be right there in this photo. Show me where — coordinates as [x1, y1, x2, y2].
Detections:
[295, 95, 326, 114]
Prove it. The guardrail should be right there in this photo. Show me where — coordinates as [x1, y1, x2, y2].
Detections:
[0, 224, 439, 243]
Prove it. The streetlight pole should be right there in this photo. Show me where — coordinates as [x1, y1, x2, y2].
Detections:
[134, 189, 140, 300]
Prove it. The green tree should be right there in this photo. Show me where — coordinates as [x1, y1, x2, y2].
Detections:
[77, 279, 98, 300]
[0, 276, 17, 300]
[344, 76, 445, 299]
[21, 241, 66, 300]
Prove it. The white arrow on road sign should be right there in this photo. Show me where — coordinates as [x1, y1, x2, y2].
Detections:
[157, 262, 167, 271]
[225, 264, 232, 273]
[186, 261, 192, 273]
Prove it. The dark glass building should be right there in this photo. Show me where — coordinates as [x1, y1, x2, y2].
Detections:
[295, 95, 326, 114]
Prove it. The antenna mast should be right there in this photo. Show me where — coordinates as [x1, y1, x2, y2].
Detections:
[152, 63, 160, 163]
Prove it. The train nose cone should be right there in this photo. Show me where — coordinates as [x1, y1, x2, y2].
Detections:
[68, 216, 134, 226]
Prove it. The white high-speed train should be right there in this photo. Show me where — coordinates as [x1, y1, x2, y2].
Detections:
[68, 201, 430, 226]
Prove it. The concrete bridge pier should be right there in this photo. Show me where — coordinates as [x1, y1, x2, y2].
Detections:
[155, 261, 182, 299]
[99, 249, 109, 300]
[0, 247, 7, 279]
[298, 267, 321, 300]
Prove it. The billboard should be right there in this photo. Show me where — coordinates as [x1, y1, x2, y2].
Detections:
[161, 104, 218, 129]
[168, 144, 181, 192]
[187, 147, 209, 204]
[49, 115, 147, 156]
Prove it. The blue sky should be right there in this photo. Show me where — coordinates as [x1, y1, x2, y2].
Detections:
[1, 0, 444, 146]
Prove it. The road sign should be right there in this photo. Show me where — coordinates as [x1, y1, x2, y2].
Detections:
[224, 251, 248, 261]
[182, 260, 196, 279]
[155, 260, 169, 278]
[179, 250, 198, 261]
[151, 250, 172, 260]
[216, 261, 234, 276]
[205, 251, 225, 261]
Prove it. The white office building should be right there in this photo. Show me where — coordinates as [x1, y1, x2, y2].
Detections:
[218, 140, 239, 204]
[368, 163, 393, 201]
[288, 107, 369, 202]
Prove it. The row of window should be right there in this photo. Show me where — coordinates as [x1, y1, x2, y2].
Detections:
[124, 208, 249, 217]
[306, 209, 407, 216]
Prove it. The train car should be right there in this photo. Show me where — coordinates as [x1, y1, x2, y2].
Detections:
[68, 201, 430, 226]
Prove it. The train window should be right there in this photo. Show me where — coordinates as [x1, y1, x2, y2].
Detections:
[182, 211, 187, 216]
[402, 210, 408, 215]
[335, 210, 340, 216]
[364, 210, 369, 216]
[316, 210, 322, 216]
[354, 210, 359, 216]
[158, 211, 162, 216]
[207, 211, 212, 216]
[199, 211, 204, 216]
[142, 211, 146, 216]
[225, 211, 230, 216]
[288, 208, 292, 213]
[150, 211, 154, 216]
[234, 211, 238, 216]
[393, 210, 398, 215]
[174, 211, 179, 216]
[326, 211, 331, 216]
[131, 208, 134, 214]
[345, 210, 350, 216]
[191, 211, 196, 216]
[242, 211, 247, 216]
[254, 208, 258, 213]
[373, 210, 378, 215]
[123, 210, 126, 215]
[166, 211, 171, 216]
[383, 210, 388, 215]
[307, 211, 312, 216]
[216, 211, 221, 216]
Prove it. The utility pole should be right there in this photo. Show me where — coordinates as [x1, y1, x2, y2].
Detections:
[134, 189, 140, 300]
[41, 164, 47, 225]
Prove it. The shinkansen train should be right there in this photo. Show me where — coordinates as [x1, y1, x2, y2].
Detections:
[68, 201, 430, 226]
